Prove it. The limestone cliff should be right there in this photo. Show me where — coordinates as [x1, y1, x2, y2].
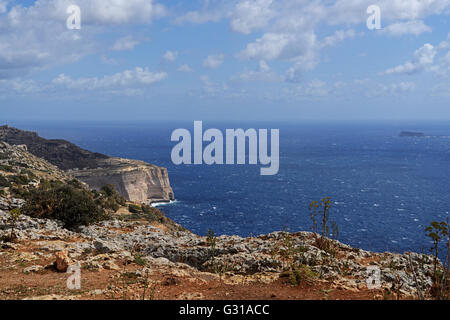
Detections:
[0, 125, 174, 203]
[69, 157, 174, 204]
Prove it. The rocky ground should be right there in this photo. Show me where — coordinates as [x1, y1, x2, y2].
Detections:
[0, 208, 439, 300]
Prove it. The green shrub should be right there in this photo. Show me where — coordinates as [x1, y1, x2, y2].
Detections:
[22, 184, 107, 230]
[280, 265, 318, 286]
[134, 255, 147, 266]
[8, 161, 29, 169]
[68, 179, 84, 189]
[128, 204, 142, 214]
[0, 164, 14, 172]
[141, 205, 165, 223]
[92, 184, 127, 213]
[9, 185, 30, 198]
[101, 184, 116, 197]
[9, 174, 31, 185]
[0, 175, 9, 187]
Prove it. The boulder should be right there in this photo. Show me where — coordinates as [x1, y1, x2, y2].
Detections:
[55, 251, 72, 272]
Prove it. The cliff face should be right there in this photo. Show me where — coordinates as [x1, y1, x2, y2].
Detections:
[69, 158, 174, 204]
[0, 125, 174, 203]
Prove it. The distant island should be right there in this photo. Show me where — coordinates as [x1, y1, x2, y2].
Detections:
[399, 131, 426, 137]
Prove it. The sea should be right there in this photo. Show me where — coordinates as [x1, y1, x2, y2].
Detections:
[7, 120, 450, 257]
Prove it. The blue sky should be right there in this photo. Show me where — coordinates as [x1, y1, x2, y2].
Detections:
[1, 0, 450, 121]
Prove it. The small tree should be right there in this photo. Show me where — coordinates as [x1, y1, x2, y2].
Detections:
[206, 229, 217, 265]
[7, 208, 22, 242]
[425, 220, 450, 299]
[308, 197, 337, 251]
[425, 221, 449, 274]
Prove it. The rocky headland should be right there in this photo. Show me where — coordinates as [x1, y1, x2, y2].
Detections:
[0, 125, 174, 204]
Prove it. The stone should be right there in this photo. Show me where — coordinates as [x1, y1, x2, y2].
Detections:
[23, 265, 43, 274]
[103, 260, 120, 270]
[1, 242, 20, 250]
[0, 198, 9, 210]
[90, 289, 105, 295]
[55, 251, 72, 272]
[94, 240, 120, 253]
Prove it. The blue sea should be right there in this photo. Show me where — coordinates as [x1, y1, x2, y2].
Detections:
[8, 120, 450, 256]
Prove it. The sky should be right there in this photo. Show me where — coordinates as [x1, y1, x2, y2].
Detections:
[1, 0, 450, 121]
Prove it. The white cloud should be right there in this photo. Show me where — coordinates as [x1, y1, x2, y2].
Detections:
[0, 0, 8, 13]
[61, 0, 166, 25]
[100, 55, 117, 65]
[239, 32, 318, 62]
[52, 67, 167, 90]
[174, 10, 223, 24]
[280, 78, 417, 101]
[0, 78, 46, 98]
[431, 82, 450, 96]
[383, 20, 432, 36]
[240, 31, 320, 82]
[365, 81, 416, 98]
[200, 75, 228, 96]
[438, 33, 450, 49]
[163, 51, 178, 63]
[294, 80, 330, 97]
[442, 51, 450, 63]
[178, 64, 194, 72]
[320, 29, 357, 48]
[112, 36, 141, 51]
[230, 0, 274, 34]
[183, 0, 450, 80]
[0, 66, 167, 98]
[232, 60, 281, 82]
[282, 80, 333, 100]
[390, 81, 416, 93]
[233, 3, 355, 81]
[0, 0, 165, 78]
[203, 54, 225, 69]
[173, 0, 227, 25]
[384, 43, 436, 75]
